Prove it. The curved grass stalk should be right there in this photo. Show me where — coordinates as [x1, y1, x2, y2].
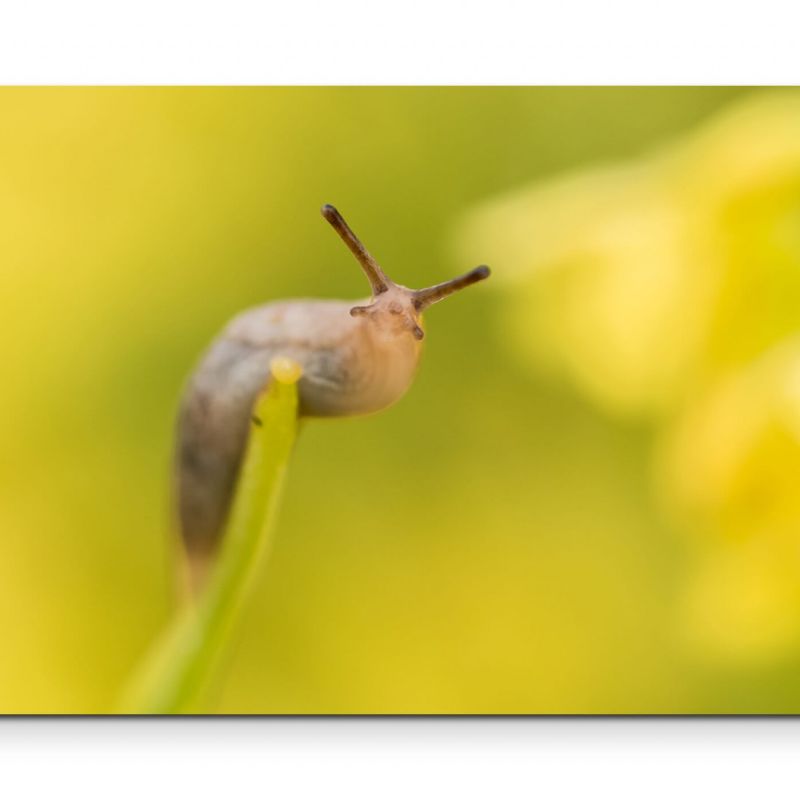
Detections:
[119, 371, 300, 714]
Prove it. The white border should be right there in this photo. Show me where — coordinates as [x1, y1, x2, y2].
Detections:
[0, 0, 798, 84]
[0, 719, 799, 798]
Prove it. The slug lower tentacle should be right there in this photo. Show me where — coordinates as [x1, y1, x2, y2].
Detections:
[175, 204, 490, 577]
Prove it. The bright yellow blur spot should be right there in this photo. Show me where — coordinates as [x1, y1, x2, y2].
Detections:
[270, 356, 303, 385]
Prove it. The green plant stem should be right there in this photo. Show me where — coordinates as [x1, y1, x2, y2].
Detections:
[119, 375, 299, 714]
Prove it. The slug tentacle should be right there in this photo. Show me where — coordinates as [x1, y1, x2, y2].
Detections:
[321, 204, 390, 295]
[321, 204, 489, 321]
[413, 265, 491, 310]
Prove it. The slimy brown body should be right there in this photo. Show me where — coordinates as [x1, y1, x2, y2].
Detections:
[175, 205, 489, 571]
[176, 297, 422, 560]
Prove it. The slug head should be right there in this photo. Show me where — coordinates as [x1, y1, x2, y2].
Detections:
[321, 204, 490, 342]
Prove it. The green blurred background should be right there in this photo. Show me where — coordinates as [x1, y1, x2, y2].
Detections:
[3, 87, 800, 713]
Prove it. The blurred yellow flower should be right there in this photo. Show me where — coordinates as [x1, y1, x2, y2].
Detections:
[657, 339, 800, 541]
[454, 91, 800, 419]
[659, 341, 800, 662]
[456, 91, 800, 665]
[680, 534, 800, 664]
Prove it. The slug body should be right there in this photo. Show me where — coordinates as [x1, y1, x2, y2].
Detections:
[176, 205, 489, 569]
[223, 291, 423, 417]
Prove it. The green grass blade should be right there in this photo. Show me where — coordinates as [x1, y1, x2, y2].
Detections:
[119, 374, 299, 714]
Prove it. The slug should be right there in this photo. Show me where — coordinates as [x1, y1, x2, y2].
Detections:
[175, 204, 490, 576]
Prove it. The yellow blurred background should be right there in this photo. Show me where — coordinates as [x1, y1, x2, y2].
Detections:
[2, 87, 800, 713]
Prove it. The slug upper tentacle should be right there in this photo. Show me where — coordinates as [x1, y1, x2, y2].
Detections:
[175, 204, 490, 576]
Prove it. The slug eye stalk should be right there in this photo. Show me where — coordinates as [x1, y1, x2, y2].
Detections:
[321, 204, 391, 296]
[321, 204, 490, 307]
[412, 265, 491, 310]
